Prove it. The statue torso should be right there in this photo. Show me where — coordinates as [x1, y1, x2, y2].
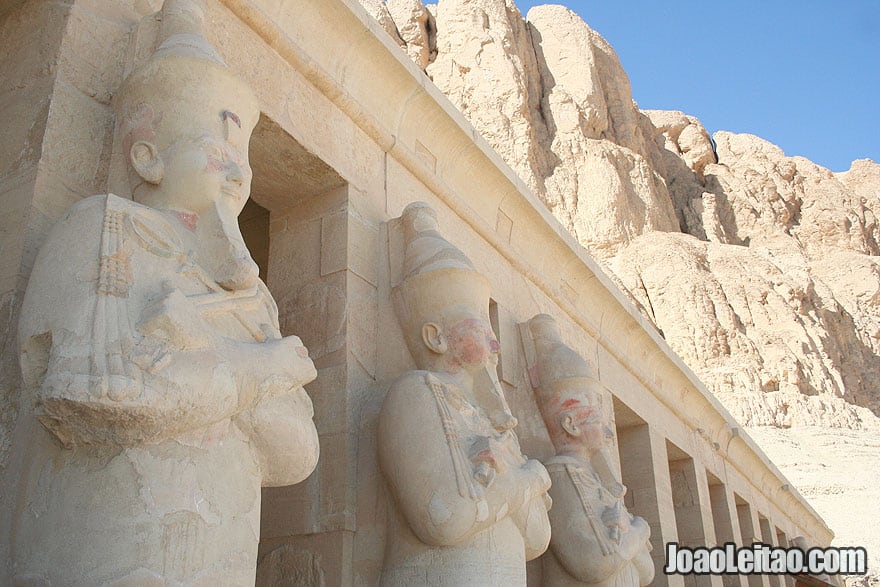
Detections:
[379, 372, 531, 586]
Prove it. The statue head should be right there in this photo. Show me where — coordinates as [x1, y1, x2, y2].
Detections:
[529, 314, 612, 456]
[114, 0, 260, 218]
[393, 202, 499, 376]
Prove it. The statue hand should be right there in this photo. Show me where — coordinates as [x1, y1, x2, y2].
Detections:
[138, 286, 214, 348]
[512, 466, 553, 560]
[601, 503, 629, 532]
[631, 514, 651, 542]
[253, 335, 316, 401]
[522, 458, 552, 499]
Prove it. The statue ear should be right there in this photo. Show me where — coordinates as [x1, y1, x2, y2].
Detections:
[560, 413, 579, 437]
[130, 140, 164, 184]
[422, 322, 448, 354]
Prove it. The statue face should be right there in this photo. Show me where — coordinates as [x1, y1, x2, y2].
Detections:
[569, 403, 608, 451]
[159, 128, 252, 216]
[555, 386, 611, 453]
[445, 316, 500, 374]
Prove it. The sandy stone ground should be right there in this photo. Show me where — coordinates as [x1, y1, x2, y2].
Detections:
[747, 425, 880, 585]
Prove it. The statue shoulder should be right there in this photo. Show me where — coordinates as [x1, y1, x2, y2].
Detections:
[382, 371, 463, 417]
[46, 194, 117, 242]
[63, 194, 186, 254]
[19, 195, 121, 338]
[43, 194, 180, 252]
[65, 193, 115, 216]
[379, 371, 448, 439]
[384, 370, 434, 400]
[58, 193, 147, 222]
[19, 195, 180, 339]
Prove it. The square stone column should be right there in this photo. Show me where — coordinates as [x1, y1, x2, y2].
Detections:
[667, 445, 722, 587]
[707, 476, 748, 587]
[774, 527, 795, 587]
[736, 496, 771, 587]
[617, 422, 683, 587]
[759, 515, 784, 587]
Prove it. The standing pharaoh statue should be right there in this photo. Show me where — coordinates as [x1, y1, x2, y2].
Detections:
[377, 202, 552, 586]
[13, 1, 319, 583]
[528, 314, 655, 587]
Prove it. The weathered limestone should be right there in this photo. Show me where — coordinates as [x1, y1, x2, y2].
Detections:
[377, 202, 551, 585]
[611, 232, 879, 428]
[393, 0, 879, 420]
[644, 111, 716, 177]
[358, 0, 406, 48]
[11, 1, 319, 583]
[368, 1, 877, 570]
[386, 0, 435, 70]
[528, 314, 654, 587]
[426, 0, 552, 198]
[1, 0, 841, 584]
[527, 6, 680, 259]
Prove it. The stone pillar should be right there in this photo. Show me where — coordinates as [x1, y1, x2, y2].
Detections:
[707, 476, 747, 587]
[759, 515, 783, 587]
[775, 527, 795, 587]
[736, 497, 769, 587]
[617, 423, 683, 587]
[0, 3, 139, 577]
[668, 448, 722, 587]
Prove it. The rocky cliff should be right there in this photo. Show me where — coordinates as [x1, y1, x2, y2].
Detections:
[362, 0, 880, 580]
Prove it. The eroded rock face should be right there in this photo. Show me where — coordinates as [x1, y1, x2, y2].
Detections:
[359, 0, 406, 48]
[386, 0, 435, 69]
[426, 0, 552, 198]
[612, 232, 880, 428]
[527, 6, 679, 259]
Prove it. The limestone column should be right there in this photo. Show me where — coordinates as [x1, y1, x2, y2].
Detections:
[668, 452, 722, 587]
[617, 424, 683, 587]
[708, 478, 748, 587]
[759, 515, 783, 587]
[736, 498, 770, 587]
[692, 464, 723, 587]
[774, 527, 795, 587]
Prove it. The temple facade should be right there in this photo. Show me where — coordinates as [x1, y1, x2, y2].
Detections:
[0, 1, 832, 586]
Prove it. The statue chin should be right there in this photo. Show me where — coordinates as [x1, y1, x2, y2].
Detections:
[241, 386, 320, 487]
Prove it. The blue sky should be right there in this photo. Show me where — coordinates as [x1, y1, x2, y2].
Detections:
[516, 1, 878, 172]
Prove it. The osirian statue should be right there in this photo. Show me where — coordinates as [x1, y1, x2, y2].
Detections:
[528, 314, 655, 587]
[13, 1, 319, 583]
[377, 202, 552, 586]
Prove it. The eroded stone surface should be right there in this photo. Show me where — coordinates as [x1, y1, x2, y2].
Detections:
[528, 314, 654, 587]
[11, 1, 319, 583]
[256, 544, 326, 587]
[358, 0, 405, 48]
[378, 202, 551, 585]
[387, 0, 435, 70]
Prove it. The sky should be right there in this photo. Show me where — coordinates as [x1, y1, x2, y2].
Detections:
[516, 0, 878, 173]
